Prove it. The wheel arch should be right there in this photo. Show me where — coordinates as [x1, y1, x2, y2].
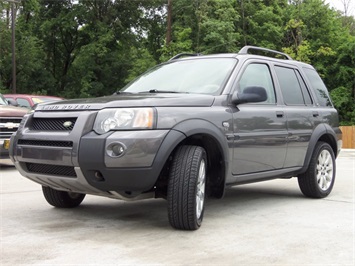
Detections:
[171, 119, 230, 198]
[300, 123, 339, 174]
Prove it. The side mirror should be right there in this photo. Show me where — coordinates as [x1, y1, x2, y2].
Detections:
[6, 98, 19, 106]
[231, 86, 268, 105]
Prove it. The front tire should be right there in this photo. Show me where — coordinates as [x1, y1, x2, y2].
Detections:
[298, 142, 335, 198]
[42, 186, 86, 208]
[167, 145, 207, 230]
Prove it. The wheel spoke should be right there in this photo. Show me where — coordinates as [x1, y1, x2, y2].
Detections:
[325, 165, 333, 173]
[318, 175, 325, 189]
[196, 160, 206, 219]
[316, 171, 322, 181]
[316, 149, 334, 191]
[324, 152, 331, 165]
[318, 152, 325, 165]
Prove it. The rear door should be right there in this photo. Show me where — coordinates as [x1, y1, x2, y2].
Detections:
[273, 64, 321, 167]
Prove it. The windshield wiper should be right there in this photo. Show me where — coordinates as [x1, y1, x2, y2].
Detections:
[113, 91, 134, 95]
[139, 89, 188, 94]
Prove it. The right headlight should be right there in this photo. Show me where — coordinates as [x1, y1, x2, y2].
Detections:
[93, 108, 155, 134]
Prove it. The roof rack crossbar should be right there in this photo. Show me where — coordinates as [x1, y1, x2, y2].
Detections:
[238, 46, 292, 60]
[169, 53, 202, 61]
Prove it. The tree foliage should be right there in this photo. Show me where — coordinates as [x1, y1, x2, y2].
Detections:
[0, 0, 354, 124]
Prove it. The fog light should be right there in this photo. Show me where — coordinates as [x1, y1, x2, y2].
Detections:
[94, 171, 105, 181]
[106, 142, 126, 157]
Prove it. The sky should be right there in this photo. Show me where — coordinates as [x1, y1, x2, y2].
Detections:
[325, 0, 355, 17]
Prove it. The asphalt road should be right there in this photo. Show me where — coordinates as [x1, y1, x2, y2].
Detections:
[1, 150, 354, 265]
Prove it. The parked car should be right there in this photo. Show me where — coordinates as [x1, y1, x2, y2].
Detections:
[4, 94, 63, 109]
[9, 46, 342, 230]
[0, 93, 28, 165]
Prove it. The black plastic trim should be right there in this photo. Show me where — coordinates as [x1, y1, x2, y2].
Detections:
[78, 130, 186, 192]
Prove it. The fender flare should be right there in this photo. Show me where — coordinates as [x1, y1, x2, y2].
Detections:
[171, 119, 231, 186]
[173, 118, 230, 158]
[301, 123, 338, 173]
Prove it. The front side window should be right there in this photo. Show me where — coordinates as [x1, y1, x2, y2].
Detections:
[16, 98, 31, 108]
[238, 63, 276, 104]
[303, 68, 332, 107]
[123, 58, 237, 95]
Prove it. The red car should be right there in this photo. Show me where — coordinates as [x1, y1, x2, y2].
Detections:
[4, 94, 63, 108]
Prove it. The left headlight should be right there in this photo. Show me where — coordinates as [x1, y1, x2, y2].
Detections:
[93, 108, 155, 134]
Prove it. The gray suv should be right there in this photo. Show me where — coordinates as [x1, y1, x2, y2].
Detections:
[10, 46, 342, 230]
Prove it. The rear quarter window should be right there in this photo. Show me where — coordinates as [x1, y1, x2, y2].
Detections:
[303, 68, 332, 107]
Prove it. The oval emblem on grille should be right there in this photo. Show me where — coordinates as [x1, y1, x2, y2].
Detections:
[63, 121, 73, 128]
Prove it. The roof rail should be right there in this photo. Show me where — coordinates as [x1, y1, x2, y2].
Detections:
[169, 53, 202, 61]
[238, 46, 292, 60]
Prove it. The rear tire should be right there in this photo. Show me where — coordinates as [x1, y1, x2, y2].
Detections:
[42, 186, 85, 208]
[167, 145, 207, 230]
[298, 142, 335, 198]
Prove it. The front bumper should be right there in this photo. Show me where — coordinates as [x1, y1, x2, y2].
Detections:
[10, 111, 185, 197]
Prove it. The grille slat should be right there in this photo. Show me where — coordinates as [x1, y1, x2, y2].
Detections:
[18, 139, 73, 147]
[26, 163, 76, 177]
[0, 118, 23, 123]
[0, 128, 18, 133]
[31, 118, 77, 131]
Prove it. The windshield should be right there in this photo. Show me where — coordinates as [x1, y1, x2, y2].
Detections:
[122, 58, 237, 94]
[0, 94, 8, 105]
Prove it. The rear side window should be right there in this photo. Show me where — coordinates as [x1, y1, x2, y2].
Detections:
[303, 68, 332, 107]
[275, 66, 312, 105]
[275, 66, 306, 105]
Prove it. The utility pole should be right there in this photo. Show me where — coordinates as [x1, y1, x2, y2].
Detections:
[166, 0, 172, 45]
[3, 0, 20, 93]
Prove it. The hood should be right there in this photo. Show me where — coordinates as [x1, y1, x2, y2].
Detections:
[0, 105, 29, 117]
[36, 93, 216, 111]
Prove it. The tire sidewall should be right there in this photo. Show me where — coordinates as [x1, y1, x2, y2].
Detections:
[312, 143, 336, 197]
[167, 145, 208, 230]
[195, 150, 207, 227]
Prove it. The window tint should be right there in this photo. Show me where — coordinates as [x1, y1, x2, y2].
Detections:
[303, 68, 332, 107]
[16, 98, 31, 108]
[239, 63, 275, 104]
[275, 66, 304, 105]
[295, 71, 312, 105]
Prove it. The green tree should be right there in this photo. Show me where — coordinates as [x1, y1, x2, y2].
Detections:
[236, 0, 287, 50]
[0, 0, 354, 124]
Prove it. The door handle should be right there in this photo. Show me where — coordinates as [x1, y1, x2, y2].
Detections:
[312, 111, 319, 117]
[276, 111, 284, 118]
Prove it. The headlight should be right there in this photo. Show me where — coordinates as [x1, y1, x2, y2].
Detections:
[93, 108, 155, 134]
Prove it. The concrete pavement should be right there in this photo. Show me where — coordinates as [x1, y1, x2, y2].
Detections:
[1, 150, 354, 265]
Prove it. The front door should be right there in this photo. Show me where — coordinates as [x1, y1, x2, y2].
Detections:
[232, 61, 288, 175]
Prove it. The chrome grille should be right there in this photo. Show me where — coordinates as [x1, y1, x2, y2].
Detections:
[0, 117, 22, 139]
[31, 118, 77, 131]
[0, 118, 23, 123]
[26, 163, 77, 177]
